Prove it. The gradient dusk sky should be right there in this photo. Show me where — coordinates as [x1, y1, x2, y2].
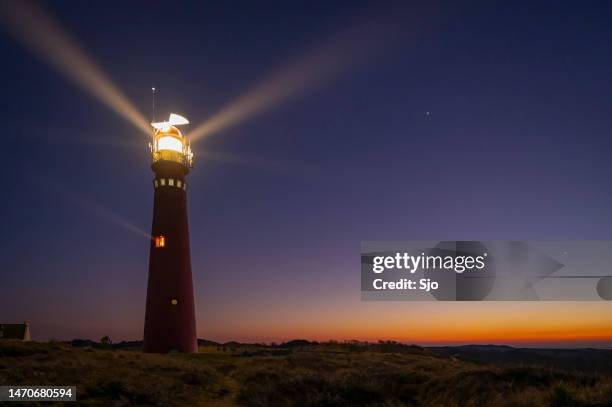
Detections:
[1, 0, 611, 347]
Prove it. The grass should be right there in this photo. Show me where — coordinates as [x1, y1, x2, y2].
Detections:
[1, 341, 611, 406]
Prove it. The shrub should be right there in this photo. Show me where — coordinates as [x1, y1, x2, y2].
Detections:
[180, 369, 216, 387]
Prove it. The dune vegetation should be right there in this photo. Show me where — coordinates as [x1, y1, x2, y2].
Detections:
[1, 340, 612, 406]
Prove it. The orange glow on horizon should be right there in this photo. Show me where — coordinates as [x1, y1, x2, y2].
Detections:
[197, 300, 612, 347]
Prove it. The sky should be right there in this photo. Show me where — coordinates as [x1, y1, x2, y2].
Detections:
[1, 0, 611, 347]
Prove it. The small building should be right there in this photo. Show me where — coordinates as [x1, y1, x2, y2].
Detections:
[0, 322, 31, 341]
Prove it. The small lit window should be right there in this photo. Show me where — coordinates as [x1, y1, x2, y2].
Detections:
[169, 178, 175, 186]
[154, 235, 165, 248]
[170, 299, 178, 306]
[183, 183, 187, 191]
[160, 178, 166, 186]
[154, 180, 159, 188]
[177, 180, 182, 188]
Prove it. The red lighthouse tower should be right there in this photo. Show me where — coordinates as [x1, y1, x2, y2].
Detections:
[143, 113, 197, 353]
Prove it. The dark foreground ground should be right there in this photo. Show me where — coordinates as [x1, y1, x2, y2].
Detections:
[2, 340, 612, 406]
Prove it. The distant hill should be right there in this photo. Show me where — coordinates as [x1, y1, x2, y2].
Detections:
[279, 339, 317, 348]
[197, 339, 220, 347]
[430, 345, 612, 375]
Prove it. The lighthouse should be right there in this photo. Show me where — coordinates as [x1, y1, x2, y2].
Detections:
[143, 113, 197, 353]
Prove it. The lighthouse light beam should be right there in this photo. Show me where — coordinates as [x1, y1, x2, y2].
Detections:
[186, 4, 419, 143]
[0, 0, 150, 135]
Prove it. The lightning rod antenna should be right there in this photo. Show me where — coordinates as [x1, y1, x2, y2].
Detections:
[151, 87, 157, 122]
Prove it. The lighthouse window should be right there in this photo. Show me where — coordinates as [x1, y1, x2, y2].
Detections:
[177, 180, 182, 188]
[154, 235, 165, 248]
[154, 180, 159, 188]
[169, 179, 175, 186]
[160, 178, 166, 186]
[170, 299, 178, 306]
